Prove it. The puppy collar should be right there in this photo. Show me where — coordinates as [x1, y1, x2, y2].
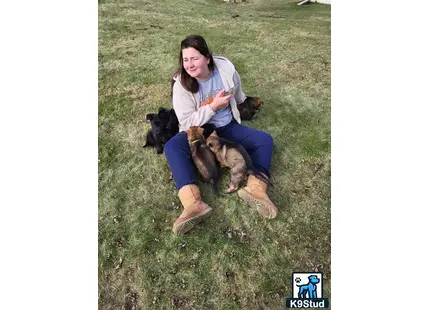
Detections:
[191, 139, 200, 144]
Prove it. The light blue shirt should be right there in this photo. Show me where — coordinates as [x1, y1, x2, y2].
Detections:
[197, 67, 232, 128]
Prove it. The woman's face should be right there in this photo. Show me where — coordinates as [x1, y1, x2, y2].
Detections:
[182, 47, 210, 80]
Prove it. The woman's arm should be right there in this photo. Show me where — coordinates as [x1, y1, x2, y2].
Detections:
[232, 70, 247, 104]
[172, 81, 216, 130]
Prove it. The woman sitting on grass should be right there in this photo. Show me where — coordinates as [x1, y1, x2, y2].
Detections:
[165, 34, 278, 235]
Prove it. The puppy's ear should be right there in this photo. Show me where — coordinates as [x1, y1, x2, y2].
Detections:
[210, 130, 218, 137]
[146, 114, 154, 120]
[255, 97, 263, 106]
[185, 127, 192, 136]
[158, 108, 168, 119]
[201, 123, 216, 138]
[197, 127, 204, 136]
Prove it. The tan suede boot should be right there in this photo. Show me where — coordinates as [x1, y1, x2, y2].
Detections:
[237, 175, 278, 219]
[172, 184, 213, 235]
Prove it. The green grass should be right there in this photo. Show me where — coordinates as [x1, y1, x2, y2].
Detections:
[99, 0, 331, 309]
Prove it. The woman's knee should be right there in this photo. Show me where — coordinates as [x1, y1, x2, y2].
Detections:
[164, 137, 175, 155]
[164, 132, 186, 156]
[258, 131, 273, 147]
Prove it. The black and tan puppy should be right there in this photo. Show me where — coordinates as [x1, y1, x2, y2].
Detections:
[206, 131, 269, 193]
[186, 126, 220, 194]
[238, 96, 264, 121]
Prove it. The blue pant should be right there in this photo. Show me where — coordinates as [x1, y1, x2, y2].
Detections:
[164, 121, 274, 190]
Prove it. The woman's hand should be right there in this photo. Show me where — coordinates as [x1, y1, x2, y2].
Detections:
[209, 90, 232, 112]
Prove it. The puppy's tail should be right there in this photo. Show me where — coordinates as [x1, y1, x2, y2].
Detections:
[236, 144, 272, 186]
[198, 144, 220, 195]
[210, 178, 219, 196]
[210, 160, 221, 196]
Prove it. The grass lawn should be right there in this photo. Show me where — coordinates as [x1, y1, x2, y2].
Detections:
[98, 0, 331, 309]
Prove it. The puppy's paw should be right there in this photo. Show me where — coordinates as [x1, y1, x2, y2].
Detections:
[224, 184, 238, 193]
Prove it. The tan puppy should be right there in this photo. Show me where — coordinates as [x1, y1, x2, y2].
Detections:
[186, 126, 220, 194]
[206, 130, 269, 193]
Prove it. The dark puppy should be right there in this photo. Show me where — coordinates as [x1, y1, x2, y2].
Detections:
[206, 130, 269, 193]
[238, 96, 264, 121]
[186, 126, 220, 194]
[157, 107, 171, 130]
[201, 123, 217, 139]
[143, 130, 156, 148]
[143, 113, 166, 154]
[143, 107, 179, 154]
[165, 109, 179, 140]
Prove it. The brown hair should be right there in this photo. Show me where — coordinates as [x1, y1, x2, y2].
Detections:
[172, 35, 215, 94]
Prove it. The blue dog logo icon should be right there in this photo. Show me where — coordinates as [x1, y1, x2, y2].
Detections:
[286, 272, 329, 308]
[296, 275, 320, 299]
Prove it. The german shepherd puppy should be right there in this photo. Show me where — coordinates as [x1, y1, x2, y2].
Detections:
[143, 107, 179, 154]
[238, 96, 264, 121]
[186, 126, 220, 194]
[143, 112, 166, 154]
[206, 131, 269, 193]
[165, 108, 179, 140]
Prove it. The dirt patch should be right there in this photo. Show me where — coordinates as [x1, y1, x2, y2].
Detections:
[125, 264, 139, 282]
[172, 296, 195, 310]
[122, 287, 139, 310]
[223, 227, 250, 243]
[225, 270, 235, 280]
